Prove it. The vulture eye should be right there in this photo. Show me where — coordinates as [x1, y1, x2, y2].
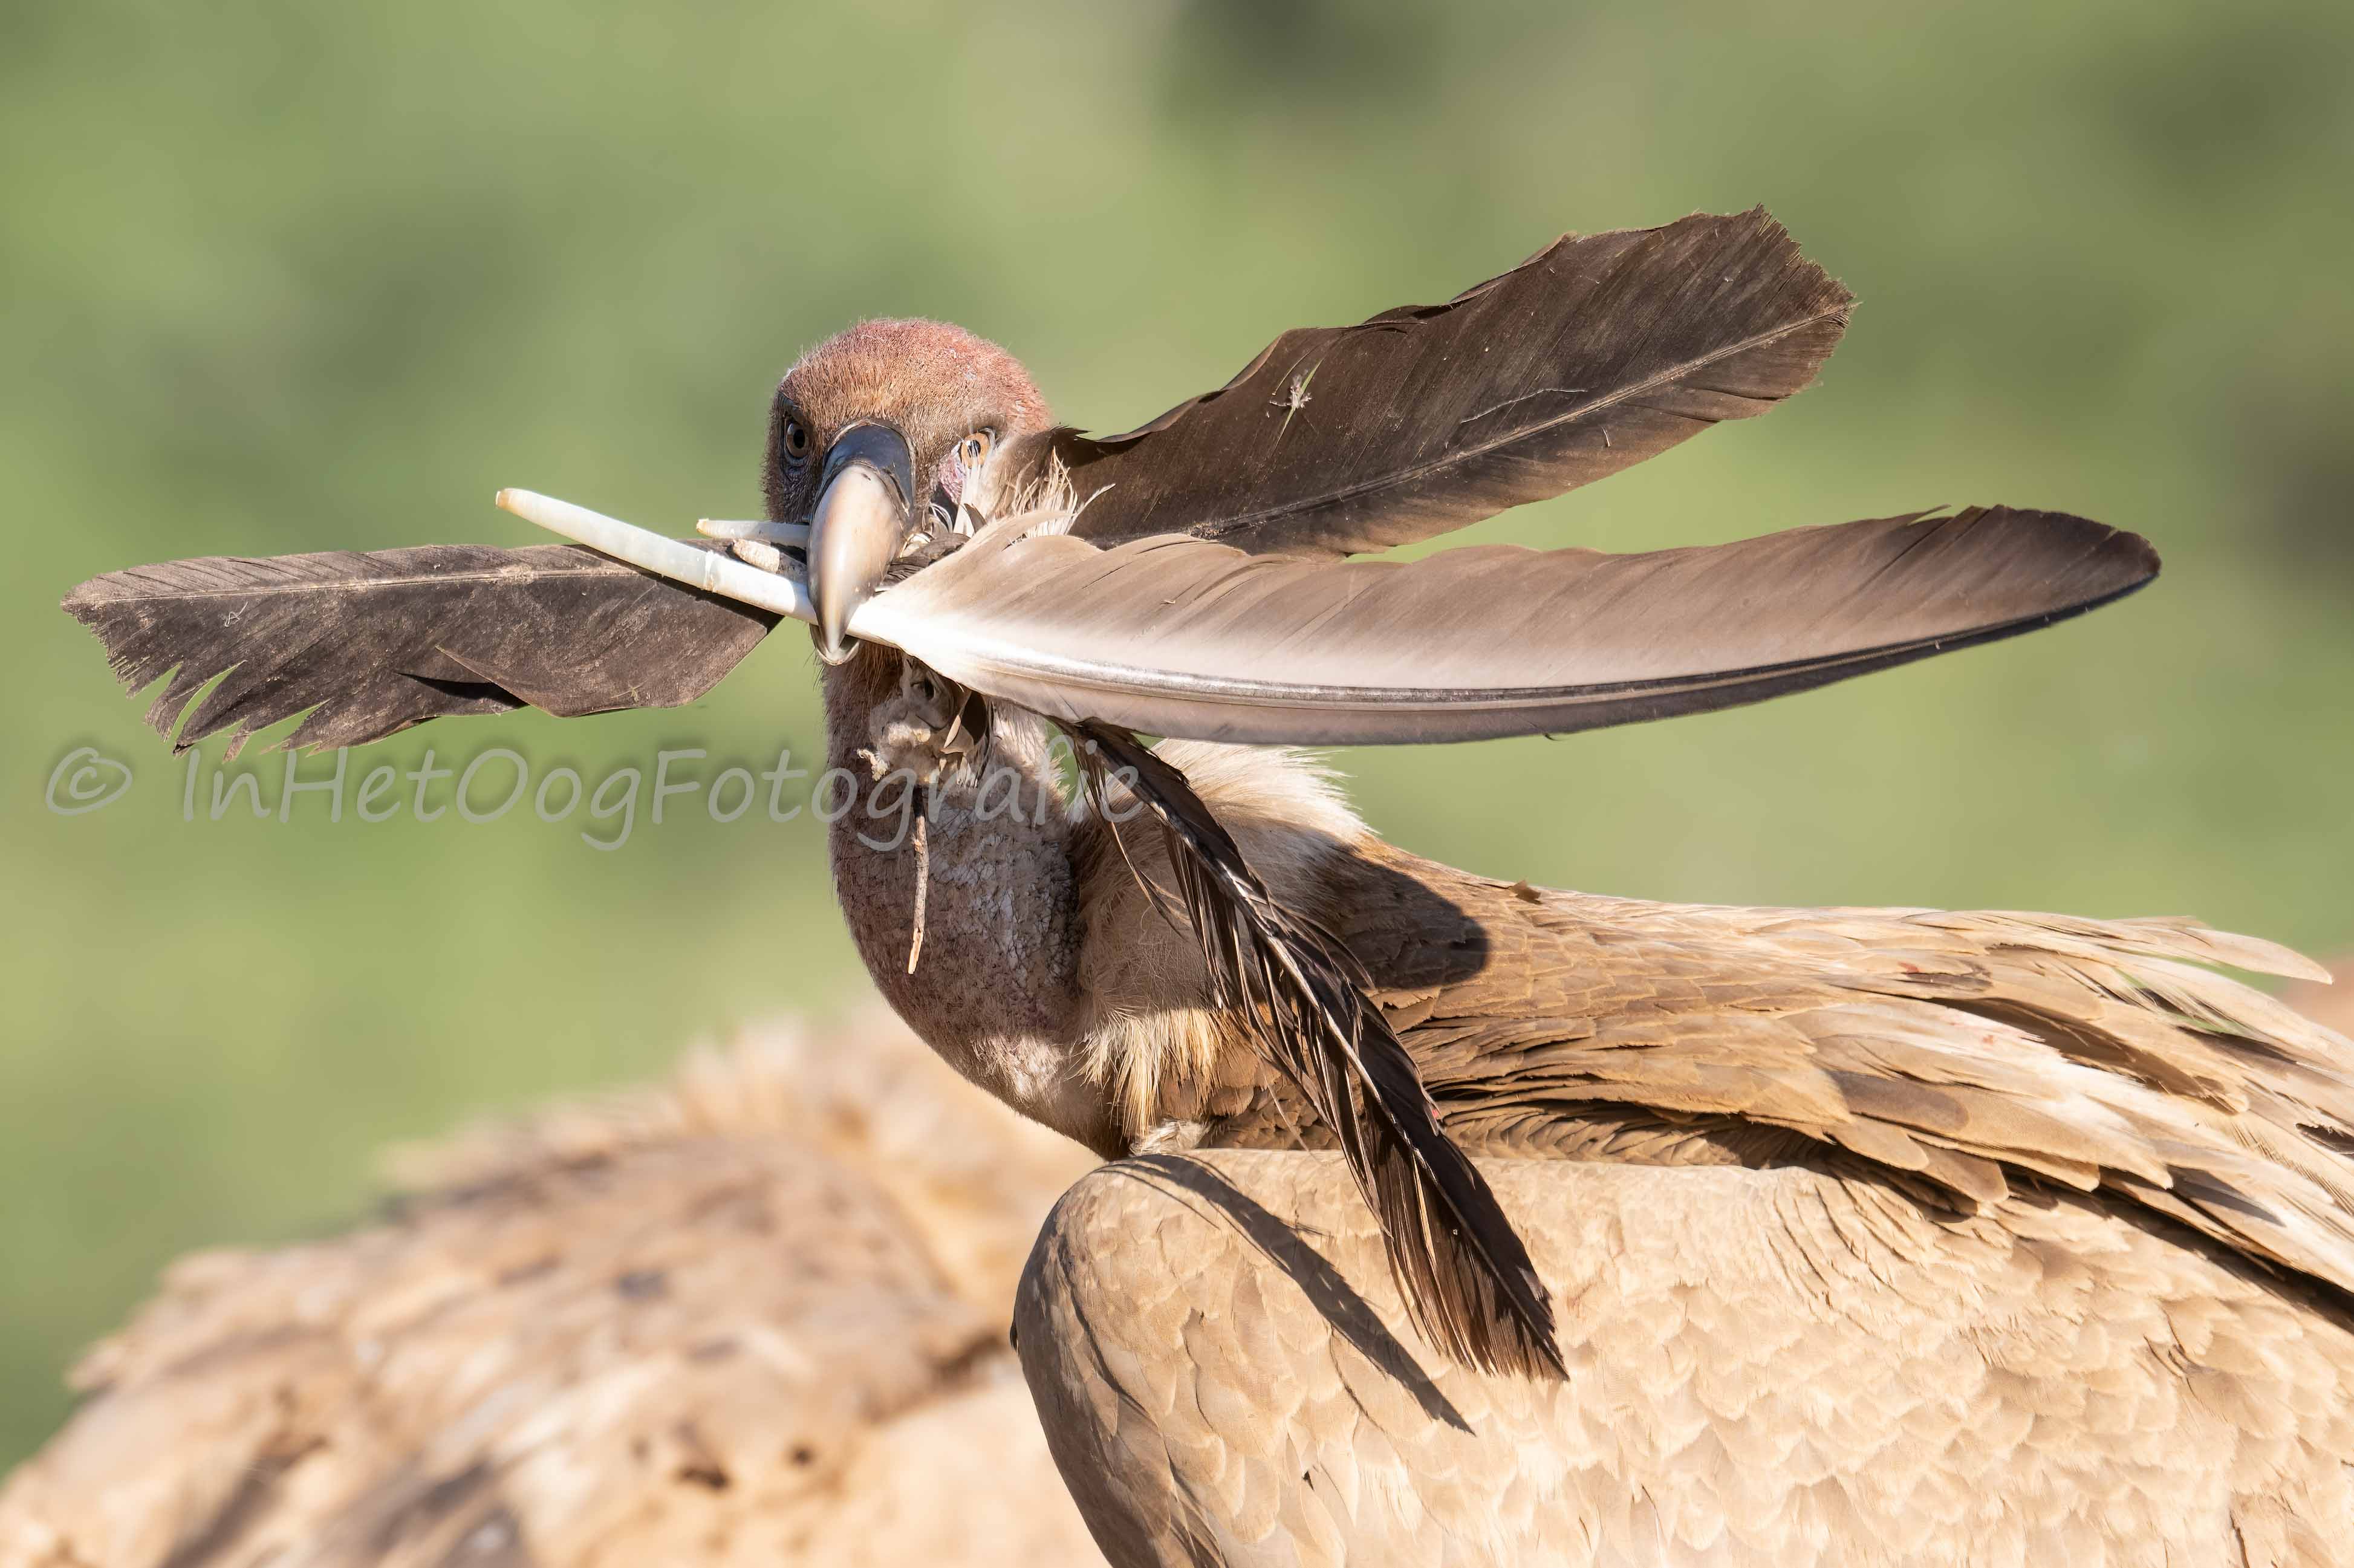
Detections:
[958, 431, 993, 470]
[779, 417, 813, 464]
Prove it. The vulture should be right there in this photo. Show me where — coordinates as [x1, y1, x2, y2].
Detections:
[63, 209, 2354, 1564]
[0, 1012, 1106, 1568]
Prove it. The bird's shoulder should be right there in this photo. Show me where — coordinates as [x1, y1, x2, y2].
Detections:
[1016, 1145, 2354, 1567]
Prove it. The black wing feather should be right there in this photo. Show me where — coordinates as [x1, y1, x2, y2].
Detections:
[1073, 721, 1566, 1379]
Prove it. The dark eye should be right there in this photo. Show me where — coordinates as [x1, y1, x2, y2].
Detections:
[780, 417, 812, 463]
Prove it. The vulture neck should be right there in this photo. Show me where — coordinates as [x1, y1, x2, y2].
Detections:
[818, 648, 1114, 1156]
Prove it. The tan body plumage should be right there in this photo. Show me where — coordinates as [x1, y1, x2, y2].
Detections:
[1022, 1151, 2353, 1566]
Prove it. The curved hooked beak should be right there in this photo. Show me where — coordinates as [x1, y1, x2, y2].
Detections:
[807, 423, 916, 664]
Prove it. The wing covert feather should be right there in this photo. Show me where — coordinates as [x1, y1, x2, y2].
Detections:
[1331, 854, 2354, 1304]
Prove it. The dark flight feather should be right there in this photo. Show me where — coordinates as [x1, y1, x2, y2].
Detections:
[63, 543, 779, 756]
[1012, 208, 1851, 558]
[854, 504, 2159, 747]
[1073, 721, 1566, 1380]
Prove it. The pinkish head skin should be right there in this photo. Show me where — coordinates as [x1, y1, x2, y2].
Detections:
[762, 319, 1050, 525]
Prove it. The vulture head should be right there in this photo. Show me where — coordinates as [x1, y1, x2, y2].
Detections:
[758, 320, 1052, 663]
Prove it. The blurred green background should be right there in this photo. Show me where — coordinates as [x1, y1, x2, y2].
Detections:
[4, 0, 2350, 1467]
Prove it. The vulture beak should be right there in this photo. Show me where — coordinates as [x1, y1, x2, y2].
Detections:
[806, 422, 916, 664]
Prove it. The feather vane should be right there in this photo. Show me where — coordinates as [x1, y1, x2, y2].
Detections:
[856, 505, 2159, 747]
[1023, 207, 1852, 557]
[63, 542, 779, 756]
[1074, 722, 1566, 1378]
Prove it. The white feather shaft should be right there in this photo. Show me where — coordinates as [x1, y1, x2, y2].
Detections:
[495, 489, 816, 624]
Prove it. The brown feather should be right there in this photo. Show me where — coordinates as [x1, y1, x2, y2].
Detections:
[1009, 208, 1850, 557]
[856, 504, 2157, 746]
[1071, 723, 1564, 1379]
[63, 542, 779, 756]
[1093, 752, 2354, 1310]
[1333, 846, 2354, 1303]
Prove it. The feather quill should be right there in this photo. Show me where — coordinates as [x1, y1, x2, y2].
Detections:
[854, 505, 2159, 747]
[63, 543, 779, 756]
[1013, 208, 1852, 557]
[1073, 722, 1566, 1378]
